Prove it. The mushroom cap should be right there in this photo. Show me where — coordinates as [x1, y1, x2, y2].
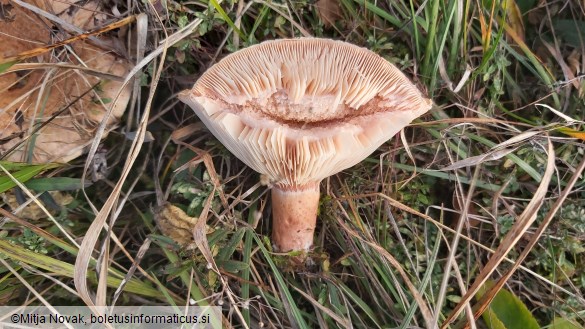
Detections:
[179, 38, 432, 189]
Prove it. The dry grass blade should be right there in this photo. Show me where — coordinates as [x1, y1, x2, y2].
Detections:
[0, 207, 75, 253]
[541, 40, 580, 90]
[111, 238, 152, 306]
[0, 258, 75, 329]
[441, 138, 556, 328]
[73, 0, 219, 308]
[73, 19, 166, 314]
[170, 123, 205, 142]
[440, 147, 518, 171]
[334, 214, 435, 328]
[438, 55, 455, 91]
[126, 13, 148, 128]
[398, 129, 420, 189]
[434, 166, 480, 326]
[291, 285, 351, 328]
[490, 131, 541, 149]
[73, 109, 150, 309]
[453, 141, 585, 329]
[418, 117, 535, 127]
[184, 159, 246, 328]
[536, 103, 580, 123]
[191, 190, 216, 266]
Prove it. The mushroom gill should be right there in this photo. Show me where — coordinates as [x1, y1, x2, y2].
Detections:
[179, 38, 432, 253]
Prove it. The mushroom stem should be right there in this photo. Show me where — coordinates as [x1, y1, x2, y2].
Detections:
[271, 183, 321, 252]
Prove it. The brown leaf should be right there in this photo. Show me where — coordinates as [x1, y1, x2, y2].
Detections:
[567, 49, 581, 76]
[0, 0, 133, 163]
[154, 203, 199, 246]
[315, 0, 341, 27]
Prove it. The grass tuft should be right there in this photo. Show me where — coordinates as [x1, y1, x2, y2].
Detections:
[1, 0, 584, 328]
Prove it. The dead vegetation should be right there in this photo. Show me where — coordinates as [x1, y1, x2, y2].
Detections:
[0, 0, 584, 328]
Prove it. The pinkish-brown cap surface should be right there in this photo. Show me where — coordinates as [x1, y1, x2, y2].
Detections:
[179, 38, 431, 252]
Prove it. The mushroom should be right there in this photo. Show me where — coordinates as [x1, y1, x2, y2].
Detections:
[179, 38, 432, 252]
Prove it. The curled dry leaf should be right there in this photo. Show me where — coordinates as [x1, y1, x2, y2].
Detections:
[154, 203, 199, 246]
[154, 203, 217, 249]
[0, 0, 131, 163]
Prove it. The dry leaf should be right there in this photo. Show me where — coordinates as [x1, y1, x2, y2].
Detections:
[154, 203, 199, 246]
[567, 49, 581, 76]
[315, 0, 341, 27]
[0, 0, 131, 163]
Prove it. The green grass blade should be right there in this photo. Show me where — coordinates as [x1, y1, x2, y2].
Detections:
[24, 177, 91, 191]
[208, 0, 247, 42]
[0, 163, 61, 193]
[0, 239, 160, 298]
[422, 0, 441, 81]
[0, 60, 17, 73]
[363, 158, 518, 192]
[333, 278, 383, 326]
[241, 200, 258, 326]
[252, 234, 310, 328]
[217, 227, 246, 261]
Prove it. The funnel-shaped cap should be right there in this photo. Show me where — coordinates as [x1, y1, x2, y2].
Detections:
[179, 38, 431, 190]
